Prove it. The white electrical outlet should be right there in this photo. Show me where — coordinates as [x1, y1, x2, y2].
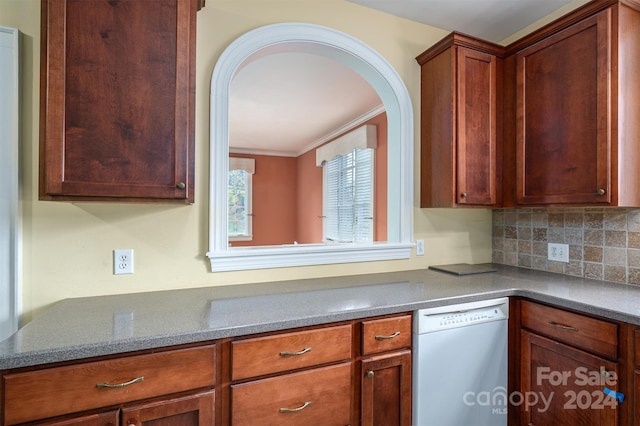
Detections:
[114, 249, 134, 275]
[548, 243, 569, 263]
[416, 239, 425, 256]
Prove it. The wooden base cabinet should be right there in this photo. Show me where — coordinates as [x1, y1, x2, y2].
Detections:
[520, 330, 618, 426]
[1, 345, 216, 426]
[1, 315, 414, 426]
[361, 350, 411, 426]
[226, 314, 413, 426]
[359, 315, 412, 426]
[515, 300, 623, 426]
[228, 324, 353, 426]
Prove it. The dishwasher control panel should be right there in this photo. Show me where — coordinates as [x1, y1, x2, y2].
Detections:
[415, 298, 508, 333]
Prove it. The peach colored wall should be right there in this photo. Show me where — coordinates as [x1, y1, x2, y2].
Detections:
[296, 149, 323, 243]
[231, 154, 297, 246]
[296, 113, 388, 242]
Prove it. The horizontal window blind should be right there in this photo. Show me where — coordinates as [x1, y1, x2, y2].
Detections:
[324, 148, 374, 243]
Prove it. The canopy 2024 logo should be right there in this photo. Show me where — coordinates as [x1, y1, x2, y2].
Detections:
[463, 366, 624, 414]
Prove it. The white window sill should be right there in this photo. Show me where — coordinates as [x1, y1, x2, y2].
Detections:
[206, 242, 413, 272]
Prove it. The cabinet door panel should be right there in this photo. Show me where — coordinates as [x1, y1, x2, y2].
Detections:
[121, 390, 214, 426]
[516, 10, 610, 205]
[457, 46, 498, 205]
[40, 0, 195, 202]
[361, 350, 411, 426]
[520, 330, 618, 426]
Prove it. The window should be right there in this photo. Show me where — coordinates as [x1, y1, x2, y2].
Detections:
[323, 147, 374, 243]
[228, 157, 254, 241]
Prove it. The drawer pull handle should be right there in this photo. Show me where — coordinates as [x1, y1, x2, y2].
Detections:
[366, 370, 375, 379]
[548, 321, 578, 332]
[96, 376, 144, 389]
[375, 331, 400, 340]
[279, 347, 311, 357]
[279, 401, 312, 413]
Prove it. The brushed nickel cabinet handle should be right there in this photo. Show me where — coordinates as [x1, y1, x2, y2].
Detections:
[596, 188, 605, 195]
[279, 347, 311, 357]
[279, 401, 312, 413]
[548, 321, 578, 332]
[96, 376, 144, 389]
[375, 331, 400, 340]
[176, 182, 186, 189]
[366, 370, 375, 379]
[461, 192, 468, 198]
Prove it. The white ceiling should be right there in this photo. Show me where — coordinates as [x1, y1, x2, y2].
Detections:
[229, 0, 576, 157]
[230, 51, 382, 157]
[346, 0, 574, 43]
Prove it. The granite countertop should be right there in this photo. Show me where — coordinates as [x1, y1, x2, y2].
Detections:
[2, 264, 640, 370]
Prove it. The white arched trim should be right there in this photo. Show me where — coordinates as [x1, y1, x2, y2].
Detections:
[207, 23, 414, 272]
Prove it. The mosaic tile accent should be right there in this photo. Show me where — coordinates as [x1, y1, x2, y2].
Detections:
[492, 208, 640, 285]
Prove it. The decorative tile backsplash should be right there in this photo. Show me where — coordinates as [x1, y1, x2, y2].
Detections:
[492, 208, 640, 285]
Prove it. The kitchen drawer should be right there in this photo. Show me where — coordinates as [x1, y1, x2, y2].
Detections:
[231, 362, 351, 426]
[361, 314, 411, 355]
[231, 325, 352, 380]
[3, 345, 215, 425]
[520, 300, 617, 359]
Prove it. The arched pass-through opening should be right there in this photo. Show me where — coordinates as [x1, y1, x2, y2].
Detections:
[207, 22, 414, 271]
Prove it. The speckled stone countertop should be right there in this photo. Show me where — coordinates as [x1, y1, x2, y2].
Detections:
[2, 264, 640, 370]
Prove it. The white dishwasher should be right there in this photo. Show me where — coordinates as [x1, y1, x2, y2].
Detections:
[413, 297, 508, 426]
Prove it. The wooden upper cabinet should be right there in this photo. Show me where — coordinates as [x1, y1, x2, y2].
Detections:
[39, 0, 197, 202]
[511, 0, 640, 206]
[416, 33, 503, 207]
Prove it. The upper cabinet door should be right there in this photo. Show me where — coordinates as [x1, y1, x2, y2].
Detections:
[515, 10, 610, 205]
[417, 33, 503, 208]
[40, 0, 196, 202]
[456, 46, 499, 206]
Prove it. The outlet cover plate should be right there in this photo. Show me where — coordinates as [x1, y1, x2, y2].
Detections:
[114, 249, 134, 275]
[548, 243, 569, 263]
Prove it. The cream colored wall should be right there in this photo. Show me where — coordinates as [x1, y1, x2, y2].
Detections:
[1, 0, 497, 324]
